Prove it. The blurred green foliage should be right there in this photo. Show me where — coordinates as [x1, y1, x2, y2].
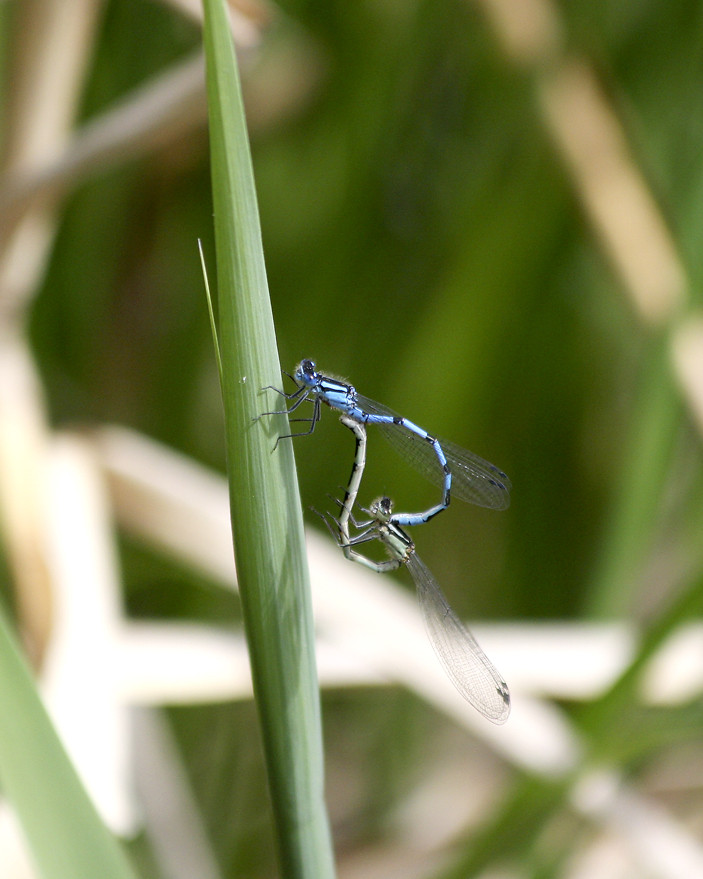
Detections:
[30, 0, 636, 621]
[4, 0, 702, 875]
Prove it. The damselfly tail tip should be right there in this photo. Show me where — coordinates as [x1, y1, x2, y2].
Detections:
[492, 683, 511, 724]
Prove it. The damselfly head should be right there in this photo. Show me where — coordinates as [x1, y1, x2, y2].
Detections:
[296, 359, 318, 387]
[369, 496, 394, 521]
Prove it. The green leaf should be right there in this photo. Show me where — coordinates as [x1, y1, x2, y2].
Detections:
[0, 606, 139, 879]
[201, 1, 336, 876]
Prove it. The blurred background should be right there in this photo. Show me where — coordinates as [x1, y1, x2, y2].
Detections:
[1, 0, 703, 877]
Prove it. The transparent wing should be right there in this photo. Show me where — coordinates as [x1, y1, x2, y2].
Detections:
[356, 394, 511, 510]
[407, 552, 510, 723]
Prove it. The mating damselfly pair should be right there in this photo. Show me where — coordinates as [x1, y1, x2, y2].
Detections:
[262, 359, 511, 724]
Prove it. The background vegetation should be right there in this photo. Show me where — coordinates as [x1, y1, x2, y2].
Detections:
[1, 0, 702, 877]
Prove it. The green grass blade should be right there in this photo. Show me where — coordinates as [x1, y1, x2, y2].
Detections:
[586, 340, 682, 617]
[201, 2, 335, 876]
[0, 605, 139, 879]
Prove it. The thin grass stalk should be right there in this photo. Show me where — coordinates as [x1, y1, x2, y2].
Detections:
[201, 1, 335, 875]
